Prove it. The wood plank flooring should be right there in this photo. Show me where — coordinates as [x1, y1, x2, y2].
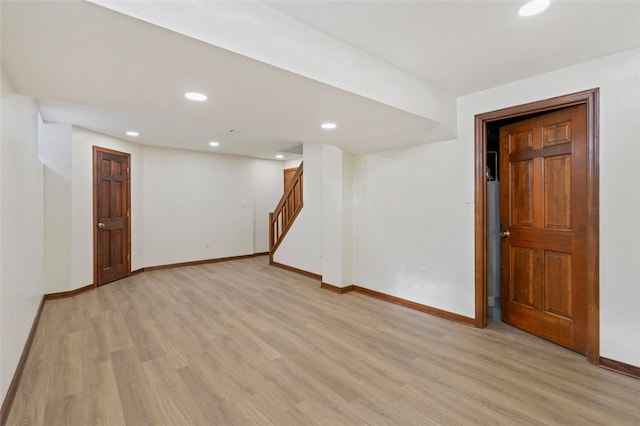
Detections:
[7, 256, 640, 425]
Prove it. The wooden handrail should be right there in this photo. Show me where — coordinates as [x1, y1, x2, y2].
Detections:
[269, 163, 303, 264]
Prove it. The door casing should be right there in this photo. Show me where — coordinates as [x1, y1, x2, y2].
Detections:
[474, 89, 599, 364]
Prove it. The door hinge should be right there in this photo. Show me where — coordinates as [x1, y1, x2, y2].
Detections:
[127, 210, 130, 217]
[126, 167, 130, 174]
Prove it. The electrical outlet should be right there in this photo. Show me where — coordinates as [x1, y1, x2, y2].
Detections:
[420, 267, 429, 279]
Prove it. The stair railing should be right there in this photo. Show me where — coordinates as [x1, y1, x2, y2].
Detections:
[269, 163, 303, 263]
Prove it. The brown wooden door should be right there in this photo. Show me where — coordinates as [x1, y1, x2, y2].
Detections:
[500, 104, 587, 354]
[94, 146, 131, 286]
[283, 167, 298, 191]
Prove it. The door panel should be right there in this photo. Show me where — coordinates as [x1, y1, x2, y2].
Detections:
[500, 104, 587, 354]
[510, 129, 533, 152]
[511, 247, 536, 307]
[543, 120, 571, 146]
[283, 167, 298, 191]
[543, 251, 572, 318]
[510, 160, 534, 226]
[94, 147, 130, 286]
[544, 155, 572, 228]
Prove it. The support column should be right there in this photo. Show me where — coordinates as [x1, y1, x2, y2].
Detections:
[322, 145, 353, 288]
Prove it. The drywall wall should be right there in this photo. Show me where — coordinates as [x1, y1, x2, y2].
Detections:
[0, 68, 44, 401]
[71, 128, 144, 286]
[458, 48, 640, 366]
[39, 121, 72, 294]
[273, 142, 322, 275]
[284, 158, 302, 169]
[0, 69, 3, 405]
[252, 159, 283, 253]
[142, 146, 255, 267]
[352, 138, 473, 316]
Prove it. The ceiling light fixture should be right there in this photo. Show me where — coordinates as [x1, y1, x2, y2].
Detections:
[185, 92, 207, 101]
[519, 0, 550, 16]
[126, 131, 139, 137]
[209, 141, 219, 147]
[321, 122, 337, 129]
[276, 154, 284, 159]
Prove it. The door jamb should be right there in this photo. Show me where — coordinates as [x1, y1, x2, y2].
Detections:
[473, 88, 599, 364]
[93, 146, 132, 287]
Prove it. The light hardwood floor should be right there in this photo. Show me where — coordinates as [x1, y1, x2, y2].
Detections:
[7, 256, 640, 425]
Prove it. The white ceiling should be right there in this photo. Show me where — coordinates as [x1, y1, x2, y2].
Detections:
[267, 0, 640, 96]
[1, 1, 638, 159]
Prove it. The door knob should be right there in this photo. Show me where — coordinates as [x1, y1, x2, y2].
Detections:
[499, 230, 510, 238]
[98, 222, 106, 229]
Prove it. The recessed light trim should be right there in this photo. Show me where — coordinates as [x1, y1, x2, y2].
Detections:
[321, 122, 337, 129]
[519, 0, 550, 16]
[126, 131, 139, 137]
[185, 92, 208, 101]
[276, 154, 284, 159]
[209, 141, 220, 147]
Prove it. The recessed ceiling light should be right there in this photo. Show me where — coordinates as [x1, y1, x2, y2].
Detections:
[321, 122, 337, 129]
[209, 141, 220, 147]
[276, 154, 284, 159]
[519, 0, 550, 16]
[185, 92, 207, 101]
[126, 131, 139, 137]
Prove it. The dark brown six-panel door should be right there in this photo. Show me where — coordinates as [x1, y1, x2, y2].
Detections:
[500, 104, 588, 354]
[94, 146, 131, 286]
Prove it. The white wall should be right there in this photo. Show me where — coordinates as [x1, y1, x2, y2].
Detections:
[284, 158, 302, 169]
[39, 121, 72, 293]
[71, 128, 144, 285]
[0, 68, 44, 401]
[273, 142, 322, 274]
[353, 139, 473, 316]
[142, 146, 254, 266]
[0, 69, 3, 405]
[252, 159, 283, 253]
[352, 48, 640, 366]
